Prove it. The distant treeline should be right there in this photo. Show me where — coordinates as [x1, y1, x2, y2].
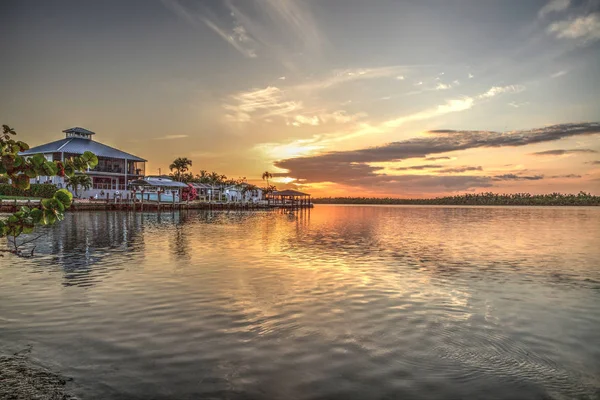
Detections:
[312, 192, 600, 206]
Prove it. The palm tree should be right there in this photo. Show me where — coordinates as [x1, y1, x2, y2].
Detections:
[65, 174, 92, 198]
[169, 157, 192, 182]
[262, 171, 272, 187]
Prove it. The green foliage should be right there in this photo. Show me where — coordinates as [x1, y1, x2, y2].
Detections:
[65, 174, 92, 197]
[312, 192, 600, 206]
[1, 125, 98, 255]
[1, 190, 73, 237]
[0, 183, 59, 198]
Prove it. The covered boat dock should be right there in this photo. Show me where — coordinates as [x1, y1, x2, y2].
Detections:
[271, 190, 312, 208]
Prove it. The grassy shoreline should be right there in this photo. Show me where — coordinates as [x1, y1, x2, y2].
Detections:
[312, 192, 600, 206]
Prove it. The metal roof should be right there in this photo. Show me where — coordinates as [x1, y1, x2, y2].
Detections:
[20, 137, 146, 162]
[273, 189, 310, 197]
[141, 177, 188, 188]
[190, 183, 213, 189]
[63, 127, 95, 135]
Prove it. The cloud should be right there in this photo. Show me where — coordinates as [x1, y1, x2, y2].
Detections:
[293, 66, 416, 91]
[478, 85, 525, 99]
[274, 122, 600, 186]
[492, 174, 544, 181]
[425, 156, 452, 161]
[162, 0, 322, 63]
[509, 101, 530, 108]
[395, 164, 443, 171]
[547, 13, 600, 43]
[539, 0, 571, 18]
[154, 134, 189, 140]
[586, 160, 600, 165]
[382, 97, 474, 128]
[436, 83, 451, 90]
[439, 166, 483, 173]
[549, 174, 582, 178]
[530, 148, 598, 156]
[224, 86, 302, 122]
[551, 70, 568, 78]
[161, 0, 258, 58]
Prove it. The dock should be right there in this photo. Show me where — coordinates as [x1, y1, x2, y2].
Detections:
[0, 198, 313, 213]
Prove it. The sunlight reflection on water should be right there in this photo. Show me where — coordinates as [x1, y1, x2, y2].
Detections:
[1, 206, 599, 399]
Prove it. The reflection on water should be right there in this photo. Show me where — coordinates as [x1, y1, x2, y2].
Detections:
[1, 206, 599, 400]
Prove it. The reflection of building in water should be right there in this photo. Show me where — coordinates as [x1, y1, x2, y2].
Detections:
[29, 212, 147, 287]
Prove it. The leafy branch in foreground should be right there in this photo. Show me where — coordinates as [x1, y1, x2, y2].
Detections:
[1, 125, 98, 256]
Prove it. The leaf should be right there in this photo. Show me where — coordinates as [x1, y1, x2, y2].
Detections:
[16, 141, 29, 151]
[25, 168, 38, 178]
[14, 175, 30, 190]
[63, 163, 75, 176]
[13, 156, 23, 168]
[44, 161, 59, 176]
[31, 154, 46, 168]
[81, 151, 98, 168]
[54, 189, 73, 208]
[30, 208, 43, 223]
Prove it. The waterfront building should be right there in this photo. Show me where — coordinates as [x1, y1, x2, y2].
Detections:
[19, 127, 146, 198]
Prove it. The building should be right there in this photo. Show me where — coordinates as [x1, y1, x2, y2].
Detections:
[19, 127, 146, 198]
[129, 176, 188, 203]
[224, 184, 263, 203]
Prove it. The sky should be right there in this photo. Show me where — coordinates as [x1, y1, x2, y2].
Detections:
[1, 0, 599, 197]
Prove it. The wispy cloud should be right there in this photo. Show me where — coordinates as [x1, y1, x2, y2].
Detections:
[395, 164, 443, 171]
[382, 98, 474, 129]
[493, 174, 544, 181]
[154, 134, 189, 140]
[257, 82, 527, 160]
[539, 0, 571, 18]
[530, 148, 597, 156]
[478, 85, 525, 99]
[293, 66, 416, 91]
[425, 156, 452, 161]
[551, 70, 568, 78]
[508, 101, 530, 108]
[439, 166, 483, 173]
[549, 174, 582, 178]
[547, 13, 600, 43]
[161, 0, 322, 63]
[224, 86, 302, 122]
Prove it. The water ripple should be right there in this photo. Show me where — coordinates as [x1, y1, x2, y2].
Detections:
[1, 206, 599, 399]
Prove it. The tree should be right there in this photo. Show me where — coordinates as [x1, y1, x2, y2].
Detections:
[1, 125, 98, 256]
[262, 171, 272, 187]
[65, 174, 92, 198]
[169, 157, 193, 182]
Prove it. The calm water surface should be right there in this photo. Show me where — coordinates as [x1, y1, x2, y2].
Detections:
[1, 205, 599, 399]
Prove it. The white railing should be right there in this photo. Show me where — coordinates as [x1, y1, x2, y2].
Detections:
[93, 183, 127, 190]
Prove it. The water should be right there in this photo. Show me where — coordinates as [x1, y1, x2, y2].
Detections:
[1, 205, 599, 400]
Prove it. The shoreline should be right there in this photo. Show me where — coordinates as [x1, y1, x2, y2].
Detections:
[0, 349, 76, 400]
[0, 200, 314, 213]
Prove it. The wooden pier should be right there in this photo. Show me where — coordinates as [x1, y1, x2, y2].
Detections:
[0, 197, 313, 213]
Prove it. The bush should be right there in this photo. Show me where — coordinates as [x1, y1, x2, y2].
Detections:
[0, 183, 58, 198]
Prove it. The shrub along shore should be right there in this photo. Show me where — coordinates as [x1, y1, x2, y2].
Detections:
[312, 192, 600, 206]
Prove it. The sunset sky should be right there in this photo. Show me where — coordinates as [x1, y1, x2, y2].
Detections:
[1, 0, 599, 197]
